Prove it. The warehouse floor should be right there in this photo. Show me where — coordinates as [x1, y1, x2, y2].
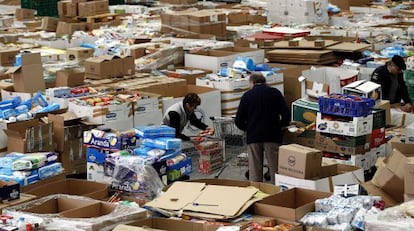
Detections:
[188, 144, 273, 183]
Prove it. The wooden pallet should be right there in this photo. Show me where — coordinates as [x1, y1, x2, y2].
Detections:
[78, 13, 121, 23]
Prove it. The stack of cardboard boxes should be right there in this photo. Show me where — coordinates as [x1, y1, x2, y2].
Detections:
[84, 55, 135, 80]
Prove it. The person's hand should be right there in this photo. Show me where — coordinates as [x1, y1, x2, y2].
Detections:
[191, 136, 204, 144]
[401, 103, 414, 113]
[199, 127, 215, 136]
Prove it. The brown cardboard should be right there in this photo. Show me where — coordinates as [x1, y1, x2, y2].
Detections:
[20, 52, 42, 65]
[362, 181, 398, 207]
[47, 112, 85, 152]
[58, 1, 77, 18]
[55, 69, 85, 87]
[387, 142, 414, 179]
[371, 166, 404, 203]
[78, 0, 109, 17]
[314, 132, 370, 155]
[5, 119, 54, 153]
[8, 64, 45, 93]
[328, 0, 350, 10]
[21, 173, 66, 192]
[84, 56, 113, 79]
[123, 55, 135, 76]
[15, 8, 36, 21]
[24, 197, 94, 214]
[278, 144, 322, 179]
[405, 162, 414, 195]
[374, 100, 391, 126]
[127, 218, 204, 231]
[253, 188, 332, 221]
[41, 17, 59, 32]
[60, 138, 86, 174]
[0, 48, 19, 67]
[62, 202, 115, 218]
[56, 22, 87, 36]
[66, 47, 94, 62]
[129, 46, 146, 59]
[349, 0, 370, 6]
[268, 64, 312, 109]
[188, 178, 280, 196]
[25, 178, 108, 200]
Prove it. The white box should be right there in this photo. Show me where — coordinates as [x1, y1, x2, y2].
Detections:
[134, 109, 163, 127]
[406, 122, 414, 144]
[68, 98, 131, 124]
[86, 162, 112, 184]
[101, 118, 134, 131]
[323, 154, 372, 171]
[316, 112, 373, 137]
[185, 48, 264, 73]
[342, 80, 381, 102]
[300, 67, 359, 98]
[275, 164, 365, 192]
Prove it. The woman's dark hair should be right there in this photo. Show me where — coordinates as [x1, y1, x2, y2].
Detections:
[250, 72, 266, 84]
[183, 93, 201, 107]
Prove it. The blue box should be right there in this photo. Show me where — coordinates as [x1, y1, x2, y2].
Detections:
[87, 147, 112, 164]
[83, 130, 137, 151]
[167, 157, 192, 181]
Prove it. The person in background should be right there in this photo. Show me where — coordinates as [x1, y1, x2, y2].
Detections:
[371, 55, 413, 112]
[163, 93, 214, 141]
[235, 72, 290, 183]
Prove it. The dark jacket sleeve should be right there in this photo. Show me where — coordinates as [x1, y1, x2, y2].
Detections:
[278, 93, 290, 127]
[399, 74, 413, 104]
[167, 111, 190, 141]
[235, 95, 248, 131]
[189, 113, 208, 131]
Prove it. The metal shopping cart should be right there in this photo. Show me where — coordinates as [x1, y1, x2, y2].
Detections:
[209, 116, 270, 181]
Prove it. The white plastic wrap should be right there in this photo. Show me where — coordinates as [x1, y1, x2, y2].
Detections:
[365, 200, 414, 231]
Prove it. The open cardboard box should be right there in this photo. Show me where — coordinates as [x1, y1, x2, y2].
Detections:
[4, 194, 147, 230]
[253, 188, 332, 221]
[25, 178, 108, 200]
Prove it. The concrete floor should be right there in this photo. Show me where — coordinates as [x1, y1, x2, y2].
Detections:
[187, 143, 273, 183]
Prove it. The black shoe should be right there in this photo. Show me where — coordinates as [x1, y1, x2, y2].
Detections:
[245, 170, 249, 180]
[264, 166, 271, 181]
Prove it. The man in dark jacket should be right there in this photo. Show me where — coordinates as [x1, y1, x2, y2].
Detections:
[371, 55, 413, 112]
[235, 73, 290, 182]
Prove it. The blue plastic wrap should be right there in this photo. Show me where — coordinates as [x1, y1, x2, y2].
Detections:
[142, 137, 182, 150]
[38, 162, 63, 179]
[135, 125, 176, 139]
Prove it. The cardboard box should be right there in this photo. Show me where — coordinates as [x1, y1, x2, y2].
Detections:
[278, 144, 322, 179]
[215, 47, 265, 65]
[329, 0, 350, 10]
[314, 132, 371, 155]
[68, 96, 132, 125]
[25, 178, 108, 200]
[386, 142, 414, 180]
[78, 0, 109, 17]
[0, 180, 20, 201]
[84, 55, 130, 79]
[361, 181, 398, 208]
[404, 162, 414, 195]
[291, 97, 319, 125]
[123, 55, 135, 76]
[56, 22, 87, 36]
[275, 164, 364, 192]
[371, 166, 404, 203]
[55, 69, 85, 87]
[66, 47, 94, 62]
[60, 138, 86, 174]
[185, 50, 244, 73]
[41, 17, 59, 32]
[162, 67, 212, 85]
[371, 127, 386, 148]
[3, 195, 147, 230]
[58, 1, 77, 18]
[253, 188, 332, 221]
[5, 119, 54, 153]
[316, 112, 373, 137]
[342, 80, 382, 103]
[48, 112, 87, 152]
[189, 178, 280, 196]
[372, 108, 386, 130]
[0, 48, 19, 67]
[8, 64, 45, 93]
[15, 8, 35, 21]
[300, 67, 359, 98]
[374, 100, 391, 126]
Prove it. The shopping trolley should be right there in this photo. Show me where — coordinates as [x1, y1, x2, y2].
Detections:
[210, 116, 270, 181]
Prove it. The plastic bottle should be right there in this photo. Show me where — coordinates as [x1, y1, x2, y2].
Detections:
[16, 112, 32, 121]
[16, 217, 26, 231]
